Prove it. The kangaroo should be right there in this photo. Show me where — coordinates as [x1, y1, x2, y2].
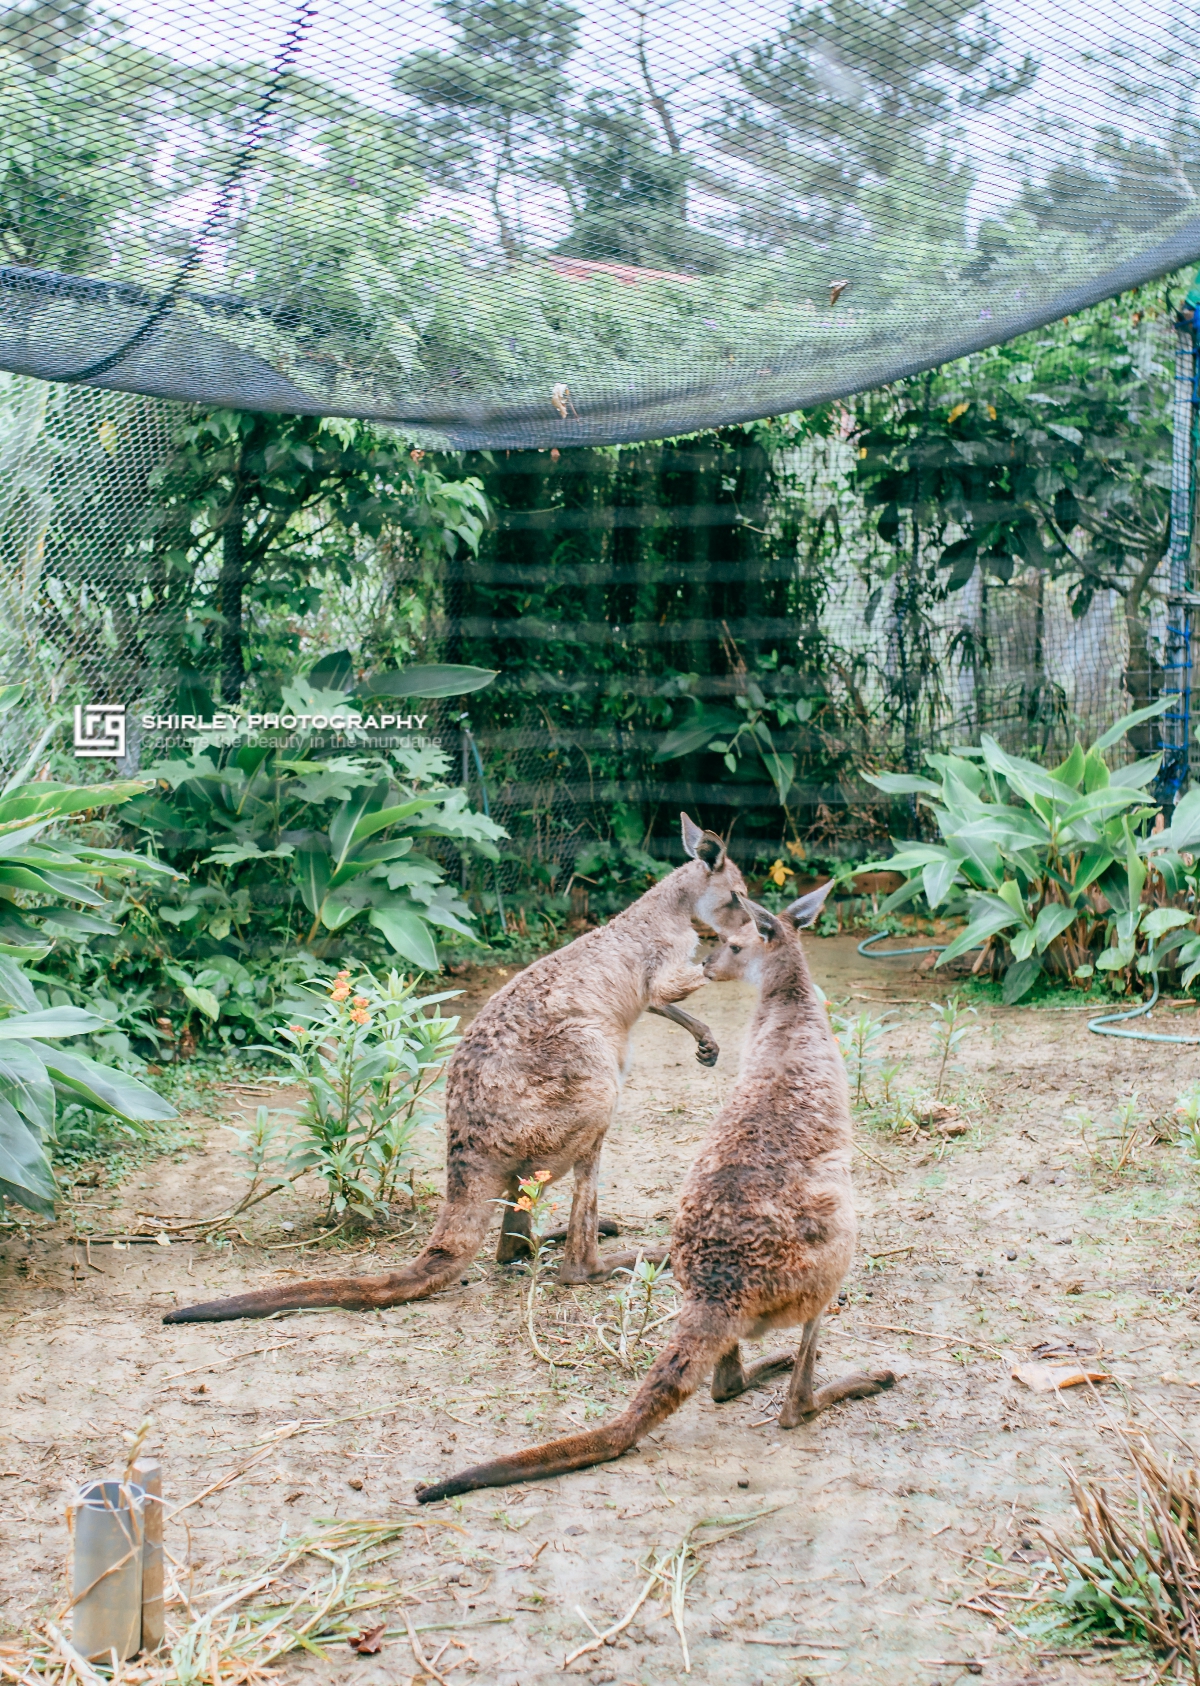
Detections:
[164, 814, 750, 1325]
[414, 885, 895, 1504]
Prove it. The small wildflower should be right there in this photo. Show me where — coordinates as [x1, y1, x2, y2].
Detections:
[352, 995, 370, 1008]
[349, 1008, 371, 1025]
[533, 1168, 551, 1182]
[768, 858, 790, 888]
[330, 984, 351, 1001]
[288, 1023, 304, 1034]
[336, 969, 351, 979]
[514, 1195, 532, 1211]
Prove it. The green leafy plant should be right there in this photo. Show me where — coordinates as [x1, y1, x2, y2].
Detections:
[122, 675, 505, 976]
[832, 1008, 895, 1106]
[928, 995, 976, 1098]
[0, 765, 183, 1212]
[863, 700, 1172, 1002]
[596, 1254, 680, 1373]
[268, 966, 460, 1225]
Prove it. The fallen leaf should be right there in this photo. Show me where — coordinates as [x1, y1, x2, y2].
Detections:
[1062, 1279, 1084, 1295]
[348, 1623, 384, 1655]
[1011, 1362, 1111, 1393]
[937, 1119, 969, 1138]
[828, 279, 850, 305]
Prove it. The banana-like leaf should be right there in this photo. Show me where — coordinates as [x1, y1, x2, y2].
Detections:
[1143, 788, 1200, 854]
[1091, 696, 1172, 752]
[296, 845, 332, 917]
[862, 771, 942, 796]
[652, 722, 722, 762]
[922, 857, 960, 908]
[0, 1098, 56, 1215]
[31, 1042, 177, 1122]
[361, 664, 497, 699]
[1109, 755, 1162, 790]
[0, 1006, 107, 1039]
[936, 897, 1024, 965]
[369, 904, 439, 970]
[1032, 902, 1082, 952]
[0, 780, 151, 823]
[350, 799, 438, 845]
[0, 1045, 55, 1135]
[330, 779, 388, 866]
[1002, 955, 1043, 1003]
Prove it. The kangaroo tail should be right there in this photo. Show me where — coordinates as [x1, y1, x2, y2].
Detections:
[415, 1303, 733, 1504]
[163, 1199, 495, 1324]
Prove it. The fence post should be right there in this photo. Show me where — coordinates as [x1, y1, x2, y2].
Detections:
[1160, 299, 1200, 810]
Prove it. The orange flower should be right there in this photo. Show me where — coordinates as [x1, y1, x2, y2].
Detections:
[533, 1168, 551, 1182]
[330, 984, 351, 1001]
[514, 1195, 532, 1211]
[350, 1008, 371, 1025]
[288, 1023, 304, 1034]
[336, 969, 351, 979]
[352, 995, 370, 1008]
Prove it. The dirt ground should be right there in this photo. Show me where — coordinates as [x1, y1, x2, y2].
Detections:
[2, 935, 1199, 1686]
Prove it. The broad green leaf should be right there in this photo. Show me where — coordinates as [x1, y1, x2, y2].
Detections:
[764, 752, 795, 805]
[296, 845, 332, 917]
[32, 1042, 176, 1121]
[182, 986, 221, 1022]
[362, 664, 497, 699]
[0, 1045, 55, 1135]
[1082, 750, 1110, 792]
[369, 904, 439, 970]
[1091, 696, 1173, 752]
[1033, 902, 1081, 952]
[1060, 788, 1145, 826]
[0, 958, 39, 1013]
[880, 876, 924, 914]
[862, 845, 950, 874]
[1141, 907, 1192, 941]
[330, 779, 388, 865]
[201, 842, 295, 866]
[652, 723, 721, 762]
[1108, 755, 1161, 789]
[861, 771, 942, 797]
[1052, 740, 1085, 790]
[1010, 927, 1037, 960]
[936, 899, 1023, 965]
[349, 799, 438, 844]
[1074, 848, 1115, 892]
[0, 1100, 56, 1215]
[1002, 955, 1043, 1004]
[922, 857, 960, 909]
[0, 1006, 106, 1040]
[1095, 943, 1134, 971]
[1145, 788, 1200, 853]
[996, 880, 1028, 918]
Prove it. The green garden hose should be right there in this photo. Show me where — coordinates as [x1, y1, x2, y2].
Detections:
[1087, 979, 1200, 1044]
[856, 931, 949, 959]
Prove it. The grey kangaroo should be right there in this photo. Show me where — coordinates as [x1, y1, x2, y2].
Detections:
[415, 884, 895, 1503]
[164, 814, 749, 1324]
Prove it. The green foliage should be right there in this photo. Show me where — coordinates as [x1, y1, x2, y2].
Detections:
[831, 1008, 894, 1107]
[121, 699, 505, 977]
[146, 409, 490, 705]
[927, 994, 976, 1097]
[0, 759, 182, 1212]
[268, 967, 460, 1222]
[568, 838, 670, 919]
[864, 700, 1173, 1001]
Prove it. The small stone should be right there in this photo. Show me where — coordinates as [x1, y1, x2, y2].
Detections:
[348, 1477, 363, 1491]
[1006, 1252, 1018, 1261]
[281, 1222, 295, 1233]
[564, 1524, 585, 1536]
[737, 1479, 750, 1489]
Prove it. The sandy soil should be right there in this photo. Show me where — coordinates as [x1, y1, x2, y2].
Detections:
[2, 935, 1199, 1686]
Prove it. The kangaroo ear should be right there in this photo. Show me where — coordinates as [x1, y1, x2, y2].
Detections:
[680, 812, 726, 871]
[737, 893, 784, 942]
[785, 879, 835, 929]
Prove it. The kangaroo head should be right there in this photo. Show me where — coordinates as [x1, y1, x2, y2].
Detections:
[680, 812, 750, 936]
[702, 881, 834, 983]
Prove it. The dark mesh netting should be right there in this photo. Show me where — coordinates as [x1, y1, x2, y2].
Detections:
[0, 0, 1198, 445]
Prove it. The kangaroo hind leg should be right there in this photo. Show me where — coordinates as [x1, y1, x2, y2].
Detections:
[778, 1315, 896, 1428]
[710, 1342, 795, 1403]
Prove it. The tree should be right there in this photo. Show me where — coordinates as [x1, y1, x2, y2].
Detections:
[712, 0, 1036, 253]
[853, 288, 1178, 758]
[392, 0, 581, 260]
[145, 411, 489, 705]
[551, 93, 723, 274]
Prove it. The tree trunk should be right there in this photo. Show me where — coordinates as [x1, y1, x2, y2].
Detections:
[218, 485, 246, 704]
[1123, 547, 1167, 757]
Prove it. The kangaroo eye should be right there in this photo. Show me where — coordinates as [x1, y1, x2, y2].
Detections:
[730, 945, 741, 954]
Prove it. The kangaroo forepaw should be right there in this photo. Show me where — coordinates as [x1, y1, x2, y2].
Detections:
[696, 1038, 719, 1067]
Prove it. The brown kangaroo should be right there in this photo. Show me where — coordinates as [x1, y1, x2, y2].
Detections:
[163, 814, 749, 1325]
[414, 885, 895, 1504]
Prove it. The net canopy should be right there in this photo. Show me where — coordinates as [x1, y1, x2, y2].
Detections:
[0, 0, 1197, 446]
